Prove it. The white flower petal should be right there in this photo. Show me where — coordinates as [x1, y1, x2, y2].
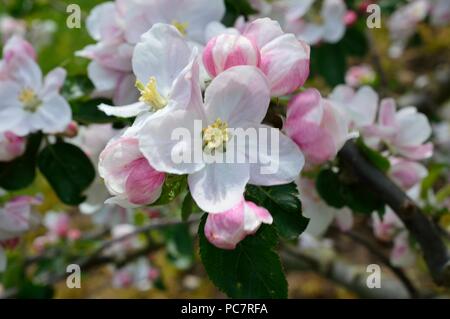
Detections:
[188, 162, 250, 212]
[204, 66, 270, 126]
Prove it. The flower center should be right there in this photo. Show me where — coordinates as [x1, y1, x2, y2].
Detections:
[202, 118, 230, 152]
[135, 77, 167, 111]
[18, 88, 42, 113]
[172, 20, 188, 35]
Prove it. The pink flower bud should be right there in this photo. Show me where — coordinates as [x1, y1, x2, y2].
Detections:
[67, 229, 81, 241]
[205, 198, 273, 250]
[0, 131, 26, 162]
[203, 34, 260, 77]
[99, 137, 165, 207]
[63, 121, 79, 138]
[285, 89, 349, 165]
[344, 10, 358, 26]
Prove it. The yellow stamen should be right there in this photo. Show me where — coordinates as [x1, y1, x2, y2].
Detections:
[172, 20, 188, 35]
[203, 118, 230, 152]
[135, 77, 167, 111]
[18, 88, 41, 112]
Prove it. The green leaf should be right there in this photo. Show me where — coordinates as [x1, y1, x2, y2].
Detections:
[245, 184, 309, 239]
[151, 174, 187, 206]
[181, 192, 202, 221]
[356, 138, 390, 172]
[165, 224, 195, 270]
[316, 168, 384, 214]
[199, 215, 287, 298]
[340, 26, 368, 57]
[38, 142, 96, 205]
[316, 169, 346, 208]
[312, 43, 346, 86]
[71, 98, 117, 124]
[0, 133, 42, 191]
[222, 0, 257, 26]
[61, 75, 94, 101]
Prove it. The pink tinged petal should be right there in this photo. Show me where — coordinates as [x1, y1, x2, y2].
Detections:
[204, 66, 270, 126]
[242, 18, 284, 49]
[204, 200, 246, 250]
[139, 109, 206, 175]
[203, 34, 260, 77]
[391, 232, 415, 267]
[77, 41, 133, 73]
[259, 34, 310, 96]
[132, 24, 192, 97]
[176, 0, 226, 44]
[389, 160, 427, 189]
[125, 158, 165, 206]
[98, 137, 143, 195]
[248, 125, 305, 186]
[5, 54, 42, 90]
[395, 107, 432, 147]
[87, 61, 122, 94]
[321, 0, 347, 43]
[378, 98, 396, 127]
[188, 162, 250, 213]
[3, 36, 36, 61]
[169, 52, 203, 113]
[244, 201, 273, 227]
[335, 208, 353, 232]
[396, 143, 433, 160]
[113, 72, 140, 106]
[41, 67, 66, 96]
[33, 94, 72, 134]
[86, 2, 121, 41]
[0, 132, 25, 161]
[285, 89, 324, 140]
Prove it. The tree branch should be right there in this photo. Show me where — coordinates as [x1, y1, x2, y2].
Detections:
[338, 140, 450, 286]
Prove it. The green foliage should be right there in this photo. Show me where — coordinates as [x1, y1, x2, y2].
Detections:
[151, 174, 187, 206]
[165, 224, 195, 270]
[199, 215, 288, 299]
[356, 138, 391, 172]
[37, 142, 95, 205]
[312, 43, 347, 86]
[222, 0, 257, 27]
[0, 133, 42, 191]
[246, 183, 309, 239]
[181, 192, 202, 221]
[316, 168, 384, 214]
[71, 98, 118, 124]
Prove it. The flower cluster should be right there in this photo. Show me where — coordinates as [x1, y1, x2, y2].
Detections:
[95, 5, 311, 249]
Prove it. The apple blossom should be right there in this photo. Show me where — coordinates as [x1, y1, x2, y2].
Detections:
[391, 231, 416, 267]
[328, 85, 379, 129]
[203, 18, 310, 96]
[98, 24, 200, 119]
[430, 0, 450, 26]
[372, 208, 404, 242]
[0, 16, 26, 43]
[139, 66, 304, 212]
[79, 0, 225, 106]
[0, 38, 71, 136]
[0, 196, 40, 272]
[345, 64, 376, 88]
[285, 89, 349, 165]
[43, 212, 71, 238]
[283, 0, 347, 45]
[0, 131, 26, 161]
[364, 98, 433, 160]
[298, 177, 353, 237]
[204, 198, 273, 249]
[388, 0, 430, 58]
[389, 158, 428, 190]
[98, 130, 165, 208]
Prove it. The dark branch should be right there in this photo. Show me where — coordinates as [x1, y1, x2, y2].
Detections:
[338, 140, 450, 286]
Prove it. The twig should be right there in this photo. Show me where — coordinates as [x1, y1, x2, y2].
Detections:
[342, 229, 419, 298]
[338, 141, 450, 286]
